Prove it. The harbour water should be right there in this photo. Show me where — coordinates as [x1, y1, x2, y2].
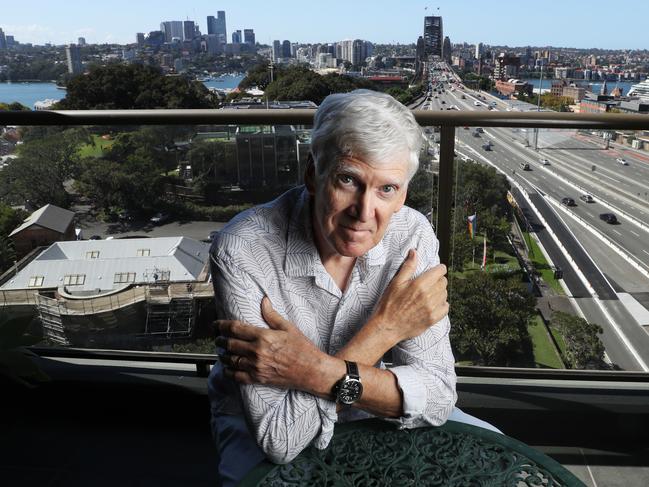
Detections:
[0, 74, 245, 109]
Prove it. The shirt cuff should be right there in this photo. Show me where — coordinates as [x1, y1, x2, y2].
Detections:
[387, 365, 428, 428]
[312, 397, 338, 450]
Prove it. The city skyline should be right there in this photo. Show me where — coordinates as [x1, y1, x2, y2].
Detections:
[2, 0, 649, 50]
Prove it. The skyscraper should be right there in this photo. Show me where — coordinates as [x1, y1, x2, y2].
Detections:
[183, 21, 196, 41]
[282, 40, 291, 58]
[78, 37, 86, 46]
[161, 21, 184, 43]
[423, 16, 443, 57]
[0, 28, 7, 50]
[66, 44, 82, 75]
[207, 11, 227, 44]
[273, 40, 281, 60]
[244, 29, 255, 46]
[232, 30, 242, 44]
[136, 33, 145, 47]
[475, 42, 483, 60]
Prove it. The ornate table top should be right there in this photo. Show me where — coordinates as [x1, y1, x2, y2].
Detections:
[240, 419, 585, 486]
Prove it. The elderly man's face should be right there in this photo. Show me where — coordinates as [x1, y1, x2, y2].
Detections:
[308, 155, 409, 259]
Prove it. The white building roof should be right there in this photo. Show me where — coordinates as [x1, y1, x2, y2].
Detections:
[9, 204, 75, 237]
[1, 237, 210, 292]
[628, 79, 649, 101]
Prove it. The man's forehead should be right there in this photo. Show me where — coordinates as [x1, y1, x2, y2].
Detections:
[335, 156, 409, 184]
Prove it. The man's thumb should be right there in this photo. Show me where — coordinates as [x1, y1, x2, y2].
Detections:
[261, 296, 290, 330]
[394, 249, 418, 284]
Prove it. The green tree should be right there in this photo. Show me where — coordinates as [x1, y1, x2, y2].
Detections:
[57, 64, 216, 109]
[551, 311, 605, 369]
[449, 273, 536, 365]
[0, 129, 90, 208]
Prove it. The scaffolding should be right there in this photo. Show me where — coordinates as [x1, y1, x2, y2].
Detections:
[144, 286, 195, 337]
[36, 294, 70, 345]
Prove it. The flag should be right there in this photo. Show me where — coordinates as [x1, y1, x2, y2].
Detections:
[481, 235, 487, 270]
[467, 214, 477, 239]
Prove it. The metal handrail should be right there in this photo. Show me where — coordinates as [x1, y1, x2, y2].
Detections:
[2, 108, 648, 129]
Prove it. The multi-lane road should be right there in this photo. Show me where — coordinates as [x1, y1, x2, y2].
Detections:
[421, 67, 649, 370]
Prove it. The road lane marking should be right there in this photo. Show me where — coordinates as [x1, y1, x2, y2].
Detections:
[630, 230, 640, 237]
[611, 229, 623, 236]
[643, 249, 649, 257]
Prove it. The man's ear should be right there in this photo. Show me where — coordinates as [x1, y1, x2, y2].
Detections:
[304, 153, 316, 195]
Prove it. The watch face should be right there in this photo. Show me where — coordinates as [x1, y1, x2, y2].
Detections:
[339, 378, 363, 405]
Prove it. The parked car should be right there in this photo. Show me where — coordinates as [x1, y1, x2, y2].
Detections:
[561, 197, 576, 206]
[149, 212, 170, 225]
[616, 158, 628, 165]
[539, 158, 551, 166]
[579, 194, 594, 203]
[599, 213, 618, 224]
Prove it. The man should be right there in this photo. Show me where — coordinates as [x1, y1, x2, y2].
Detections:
[209, 89, 476, 486]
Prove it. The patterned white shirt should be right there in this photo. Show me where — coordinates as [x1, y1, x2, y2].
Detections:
[209, 186, 457, 464]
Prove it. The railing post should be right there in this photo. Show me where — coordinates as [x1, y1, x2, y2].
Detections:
[438, 125, 455, 268]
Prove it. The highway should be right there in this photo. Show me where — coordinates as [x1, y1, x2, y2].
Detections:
[420, 64, 649, 370]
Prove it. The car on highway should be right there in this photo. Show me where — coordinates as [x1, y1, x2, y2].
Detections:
[539, 158, 551, 165]
[579, 194, 594, 203]
[616, 157, 628, 165]
[519, 162, 531, 171]
[473, 101, 481, 106]
[482, 142, 492, 151]
[475, 127, 484, 133]
[561, 197, 576, 206]
[150, 211, 170, 225]
[441, 100, 446, 104]
[599, 213, 618, 224]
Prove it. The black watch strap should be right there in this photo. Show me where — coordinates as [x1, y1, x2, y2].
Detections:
[345, 360, 359, 379]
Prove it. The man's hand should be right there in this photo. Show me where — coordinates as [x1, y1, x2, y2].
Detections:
[371, 249, 449, 344]
[217, 297, 341, 395]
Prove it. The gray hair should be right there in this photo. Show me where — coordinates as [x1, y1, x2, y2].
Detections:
[310, 89, 423, 182]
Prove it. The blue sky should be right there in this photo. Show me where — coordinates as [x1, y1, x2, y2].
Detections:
[2, 0, 647, 50]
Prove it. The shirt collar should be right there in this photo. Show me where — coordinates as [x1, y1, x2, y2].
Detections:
[283, 187, 388, 281]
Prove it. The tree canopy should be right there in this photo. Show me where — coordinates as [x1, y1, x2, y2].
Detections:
[449, 273, 536, 366]
[551, 311, 606, 369]
[56, 64, 217, 109]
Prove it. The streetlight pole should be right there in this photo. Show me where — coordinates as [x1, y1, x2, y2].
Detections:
[533, 64, 543, 150]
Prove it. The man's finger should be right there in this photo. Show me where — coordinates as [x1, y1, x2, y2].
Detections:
[392, 249, 418, 285]
[217, 319, 263, 341]
[261, 297, 292, 331]
[221, 338, 256, 356]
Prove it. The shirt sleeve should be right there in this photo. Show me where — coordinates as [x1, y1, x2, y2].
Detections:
[385, 217, 458, 428]
[211, 250, 338, 464]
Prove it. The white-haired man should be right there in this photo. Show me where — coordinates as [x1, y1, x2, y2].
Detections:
[209, 89, 496, 486]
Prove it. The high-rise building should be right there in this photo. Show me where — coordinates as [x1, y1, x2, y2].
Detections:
[232, 30, 242, 44]
[0, 28, 7, 50]
[183, 21, 196, 41]
[475, 42, 483, 59]
[493, 53, 520, 80]
[136, 33, 145, 47]
[423, 16, 443, 56]
[207, 12, 227, 44]
[244, 29, 255, 46]
[77, 37, 86, 46]
[161, 21, 184, 43]
[273, 40, 281, 60]
[66, 44, 82, 75]
[146, 31, 165, 47]
[282, 40, 291, 58]
[442, 36, 452, 64]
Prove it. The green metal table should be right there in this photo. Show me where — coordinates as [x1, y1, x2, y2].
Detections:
[239, 419, 585, 486]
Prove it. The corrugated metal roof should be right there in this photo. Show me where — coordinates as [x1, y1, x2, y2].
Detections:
[1, 237, 210, 292]
[9, 204, 75, 237]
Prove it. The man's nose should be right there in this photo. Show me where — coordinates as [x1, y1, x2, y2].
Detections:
[350, 189, 375, 222]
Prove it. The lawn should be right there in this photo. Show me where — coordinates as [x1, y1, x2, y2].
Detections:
[528, 315, 564, 368]
[522, 231, 565, 294]
[78, 134, 114, 157]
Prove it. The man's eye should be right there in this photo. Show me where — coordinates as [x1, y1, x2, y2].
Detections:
[380, 185, 396, 194]
[338, 174, 354, 185]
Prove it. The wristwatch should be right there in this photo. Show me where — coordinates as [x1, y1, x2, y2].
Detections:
[334, 360, 363, 406]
